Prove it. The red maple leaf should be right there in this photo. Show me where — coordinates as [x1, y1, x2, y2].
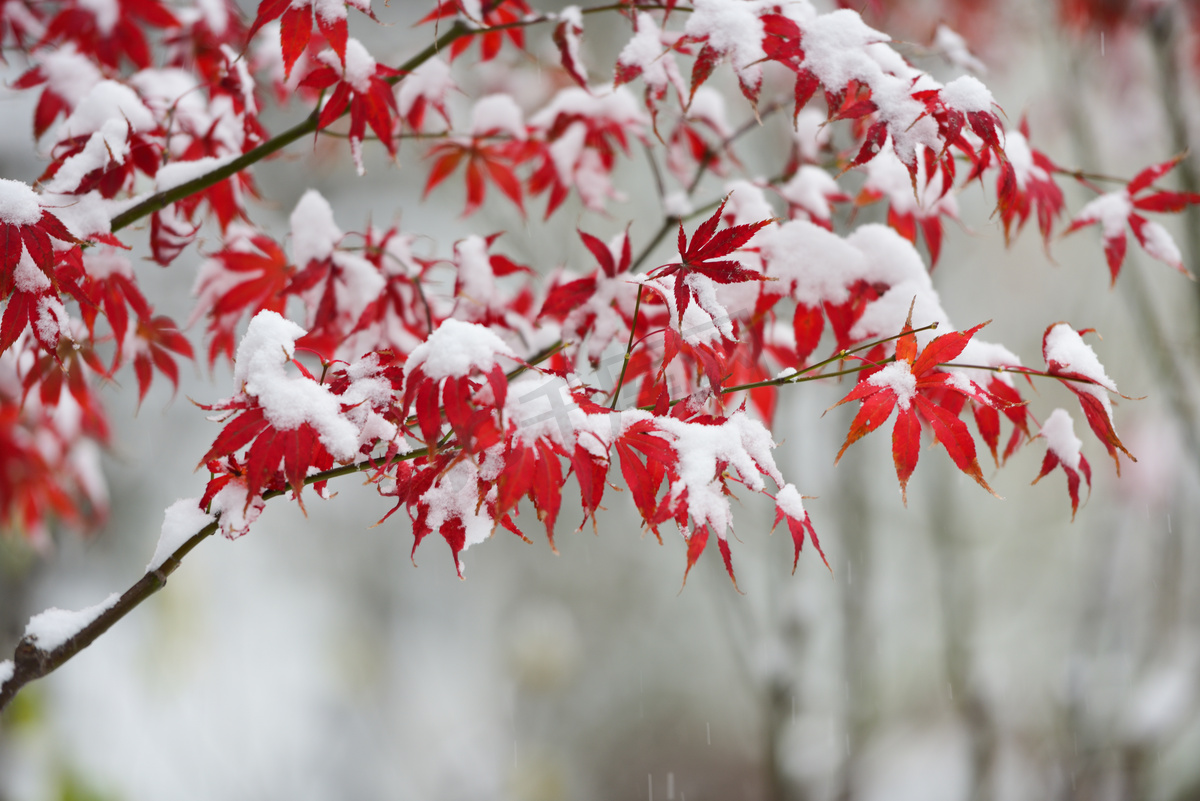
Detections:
[772, 484, 828, 575]
[423, 137, 529, 217]
[971, 376, 1032, 466]
[832, 310, 998, 502]
[131, 315, 194, 406]
[41, 125, 164, 200]
[1041, 323, 1135, 472]
[418, 0, 532, 63]
[552, 10, 588, 88]
[540, 228, 631, 319]
[40, 0, 179, 70]
[648, 193, 774, 323]
[494, 437, 566, 550]
[0, 184, 79, 291]
[301, 42, 403, 174]
[1066, 154, 1200, 283]
[994, 119, 1065, 247]
[1031, 408, 1091, 520]
[197, 343, 349, 506]
[201, 407, 336, 507]
[248, 0, 374, 78]
[194, 233, 294, 366]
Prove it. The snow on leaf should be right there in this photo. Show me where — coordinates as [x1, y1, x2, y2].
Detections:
[301, 40, 401, 175]
[1067, 155, 1200, 282]
[682, 0, 769, 104]
[0, 180, 79, 296]
[147, 498, 215, 572]
[1041, 323, 1134, 472]
[198, 310, 366, 508]
[396, 56, 454, 133]
[773, 483, 827, 573]
[553, 6, 588, 89]
[996, 126, 1064, 247]
[1031, 407, 1091, 520]
[404, 317, 516, 383]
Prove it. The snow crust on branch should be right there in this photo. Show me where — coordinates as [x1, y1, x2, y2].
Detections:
[154, 155, 239, 193]
[209, 481, 264, 539]
[147, 498, 215, 572]
[24, 592, 121, 652]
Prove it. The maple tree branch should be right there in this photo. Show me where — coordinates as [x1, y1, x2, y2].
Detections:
[0, 319, 567, 709]
[0, 519, 216, 712]
[0, 443, 439, 713]
[477, 1, 682, 31]
[501, 340, 568, 382]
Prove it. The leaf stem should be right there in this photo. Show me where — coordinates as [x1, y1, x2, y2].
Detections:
[610, 284, 645, 409]
[940, 362, 1114, 387]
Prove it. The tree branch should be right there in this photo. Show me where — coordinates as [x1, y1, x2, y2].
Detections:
[0, 520, 215, 711]
[0, 448, 423, 712]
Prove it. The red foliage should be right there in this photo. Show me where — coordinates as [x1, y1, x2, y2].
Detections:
[0, 0, 1192, 591]
[832, 308, 1000, 502]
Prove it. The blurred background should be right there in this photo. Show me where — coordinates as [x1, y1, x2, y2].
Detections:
[1, 1, 1198, 799]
